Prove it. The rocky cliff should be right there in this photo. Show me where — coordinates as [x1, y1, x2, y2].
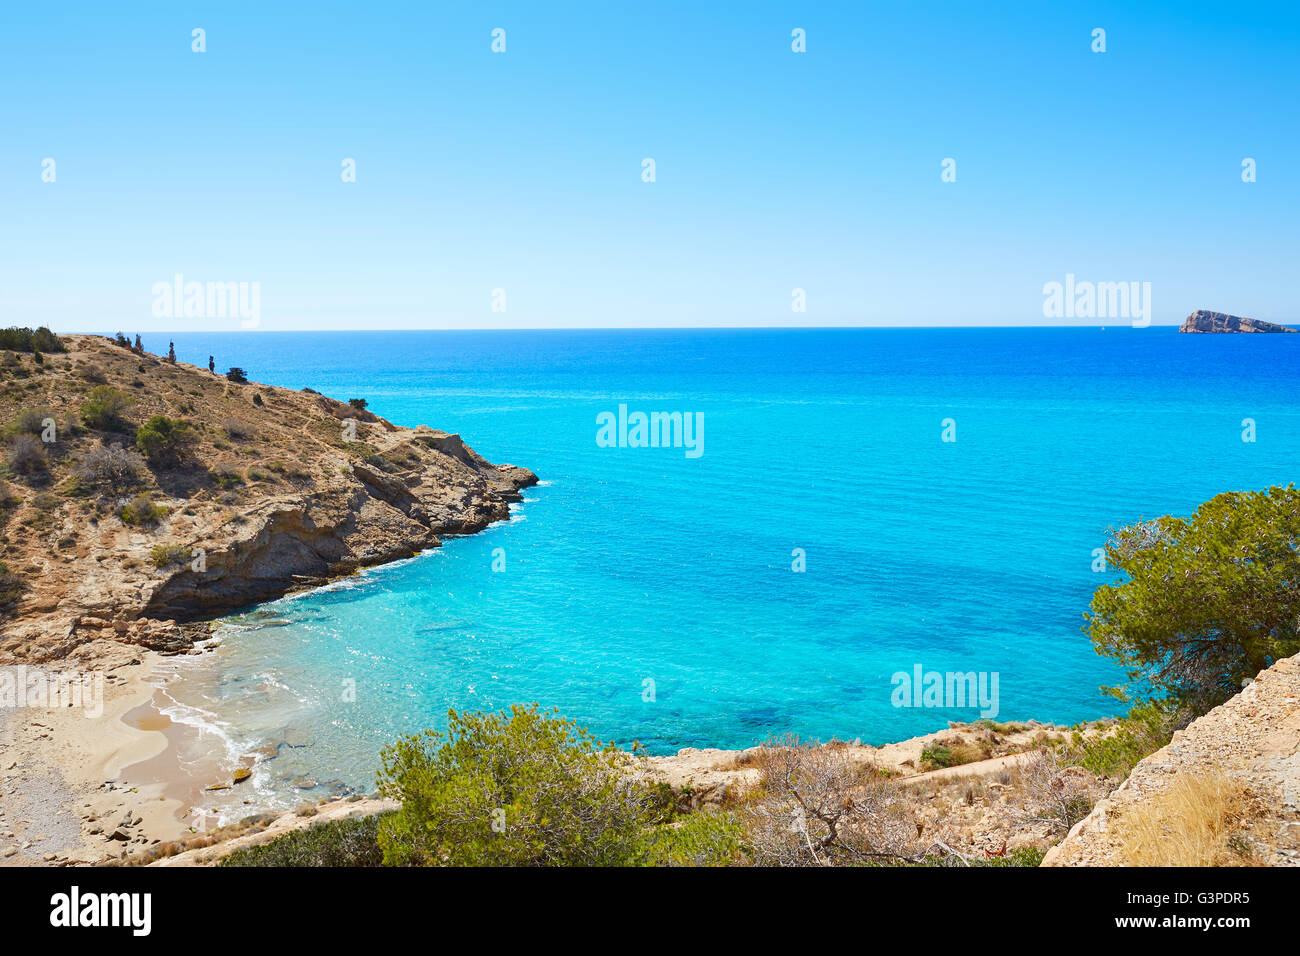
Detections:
[0, 335, 536, 661]
[1178, 310, 1296, 333]
[1043, 652, 1300, 866]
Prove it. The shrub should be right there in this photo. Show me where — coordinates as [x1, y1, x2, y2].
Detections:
[7, 435, 47, 476]
[1012, 749, 1106, 837]
[80, 386, 135, 430]
[644, 809, 746, 867]
[226, 367, 249, 384]
[5, 408, 54, 439]
[920, 743, 954, 769]
[149, 544, 194, 568]
[78, 364, 108, 384]
[135, 415, 198, 465]
[212, 465, 244, 489]
[252, 392, 264, 407]
[223, 418, 252, 440]
[348, 398, 368, 410]
[0, 326, 64, 353]
[219, 813, 390, 867]
[1065, 702, 1181, 779]
[742, 735, 921, 866]
[120, 494, 168, 527]
[376, 705, 663, 866]
[0, 560, 23, 609]
[75, 444, 146, 494]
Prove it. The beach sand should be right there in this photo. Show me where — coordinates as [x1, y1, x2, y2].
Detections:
[0, 640, 197, 865]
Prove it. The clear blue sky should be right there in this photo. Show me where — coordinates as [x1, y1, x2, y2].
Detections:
[1, 1, 1296, 331]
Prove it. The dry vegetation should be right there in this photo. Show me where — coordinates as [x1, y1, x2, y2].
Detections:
[1114, 773, 1259, 866]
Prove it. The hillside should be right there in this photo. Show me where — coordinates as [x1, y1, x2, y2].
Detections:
[0, 334, 536, 660]
[1044, 651, 1300, 866]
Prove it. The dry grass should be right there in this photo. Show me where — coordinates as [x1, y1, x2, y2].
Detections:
[1114, 773, 1255, 866]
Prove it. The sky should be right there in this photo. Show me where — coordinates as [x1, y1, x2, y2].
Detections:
[0, 1, 1296, 332]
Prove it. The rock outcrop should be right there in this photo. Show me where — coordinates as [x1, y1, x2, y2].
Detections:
[0, 335, 536, 661]
[1178, 310, 1296, 333]
[1043, 652, 1300, 866]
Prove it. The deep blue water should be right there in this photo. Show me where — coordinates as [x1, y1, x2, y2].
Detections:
[140, 328, 1300, 812]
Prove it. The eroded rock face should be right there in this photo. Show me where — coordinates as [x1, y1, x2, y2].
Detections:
[1178, 310, 1296, 333]
[1043, 652, 1300, 867]
[0, 335, 536, 662]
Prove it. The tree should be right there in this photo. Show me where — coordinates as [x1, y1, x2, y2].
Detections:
[375, 705, 662, 866]
[133, 334, 143, 352]
[226, 367, 248, 384]
[1086, 485, 1300, 710]
[347, 398, 368, 410]
[208, 355, 215, 373]
[167, 341, 176, 363]
[135, 415, 198, 466]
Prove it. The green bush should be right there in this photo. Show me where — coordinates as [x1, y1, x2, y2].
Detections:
[644, 809, 746, 866]
[219, 813, 389, 867]
[119, 494, 168, 527]
[376, 705, 666, 866]
[0, 327, 64, 353]
[212, 466, 243, 489]
[135, 415, 198, 465]
[80, 386, 135, 430]
[920, 744, 954, 769]
[5, 408, 54, 439]
[149, 544, 193, 568]
[1066, 702, 1179, 779]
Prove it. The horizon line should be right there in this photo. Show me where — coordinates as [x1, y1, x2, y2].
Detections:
[57, 323, 1200, 335]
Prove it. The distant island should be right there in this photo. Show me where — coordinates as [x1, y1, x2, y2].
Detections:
[1178, 309, 1297, 333]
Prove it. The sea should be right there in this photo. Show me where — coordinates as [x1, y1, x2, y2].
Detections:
[132, 327, 1300, 816]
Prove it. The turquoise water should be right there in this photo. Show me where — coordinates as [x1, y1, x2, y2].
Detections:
[142, 328, 1299, 812]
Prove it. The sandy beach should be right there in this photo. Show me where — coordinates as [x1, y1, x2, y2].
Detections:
[0, 640, 195, 865]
